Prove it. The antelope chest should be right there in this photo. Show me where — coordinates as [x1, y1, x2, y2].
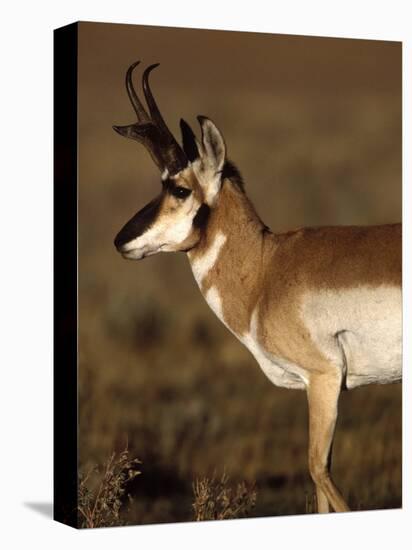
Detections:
[189, 232, 307, 390]
[239, 309, 308, 390]
[203, 285, 307, 390]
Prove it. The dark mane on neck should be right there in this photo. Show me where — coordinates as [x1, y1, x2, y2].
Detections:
[222, 160, 245, 192]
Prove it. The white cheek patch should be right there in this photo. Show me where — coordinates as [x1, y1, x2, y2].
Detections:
[160, 206, 196, 251]
[190, 231, 227, 287]
[163, 194, 203, 249]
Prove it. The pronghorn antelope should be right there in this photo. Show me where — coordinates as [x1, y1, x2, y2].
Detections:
[113, 61, 402, 513]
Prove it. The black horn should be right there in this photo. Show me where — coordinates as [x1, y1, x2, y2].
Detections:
[113, 61, 188, 176]
[142, 64, 166, 128]
[125, 61, 150, 123]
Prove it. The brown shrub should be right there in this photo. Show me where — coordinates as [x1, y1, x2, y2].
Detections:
[193, 473, 257, 521]
[78, 447, 141, 528]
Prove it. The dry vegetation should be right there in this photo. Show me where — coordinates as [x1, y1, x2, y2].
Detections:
[77, 26, 401, 527]
[78, 450, 257, 526]
[193, 474, 257, 521]
[78, 447, 141, 528]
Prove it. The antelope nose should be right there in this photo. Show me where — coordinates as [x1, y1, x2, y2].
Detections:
[114, 231, 128, 252]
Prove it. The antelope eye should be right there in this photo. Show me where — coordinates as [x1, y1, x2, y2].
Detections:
[171, 186, 192, 199]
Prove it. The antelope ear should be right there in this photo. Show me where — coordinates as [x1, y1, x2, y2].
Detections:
[197, 116, 226, 173]
[180, 119, 200, 162]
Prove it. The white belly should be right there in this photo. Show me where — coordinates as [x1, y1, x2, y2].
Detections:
[301, 286, 402, 389]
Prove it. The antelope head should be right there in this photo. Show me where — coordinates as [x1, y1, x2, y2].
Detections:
[113, 61, 227, 260]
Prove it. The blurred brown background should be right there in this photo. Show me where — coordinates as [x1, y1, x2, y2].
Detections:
[78, 22, 401, 524]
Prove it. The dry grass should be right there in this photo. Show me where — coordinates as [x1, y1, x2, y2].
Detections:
[193, 474, 257, 521]
[305, 492, 318, 515]
[78, 452, 257, 527]
[78, 447, 141, 528]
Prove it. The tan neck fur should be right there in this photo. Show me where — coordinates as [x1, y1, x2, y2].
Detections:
[188, 180, 275, 335]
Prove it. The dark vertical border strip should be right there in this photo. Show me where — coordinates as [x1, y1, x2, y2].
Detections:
[53, 22, 78, 528]
[400, 40, 403, 510]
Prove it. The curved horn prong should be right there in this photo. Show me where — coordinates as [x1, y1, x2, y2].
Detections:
[126, 61, 150, 122]
[142, 63, 168, 130]
[142, 63, 188, 174]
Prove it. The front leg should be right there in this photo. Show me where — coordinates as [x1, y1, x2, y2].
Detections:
[306, 371, 350, 513]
